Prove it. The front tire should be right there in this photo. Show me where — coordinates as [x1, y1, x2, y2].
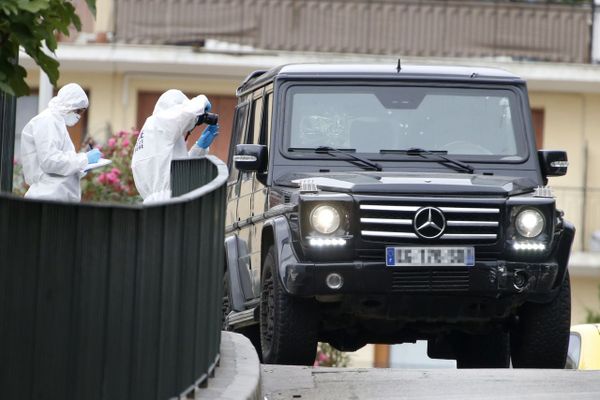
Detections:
[260, 246, 318, 365]
[510, 270, 571, 368]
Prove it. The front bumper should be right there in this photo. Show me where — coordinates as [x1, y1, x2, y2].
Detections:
[283, 260, 559, 297]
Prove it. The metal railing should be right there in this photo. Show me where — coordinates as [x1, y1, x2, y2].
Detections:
[0, 156, 228, 400]
[115, 0, 593, 63]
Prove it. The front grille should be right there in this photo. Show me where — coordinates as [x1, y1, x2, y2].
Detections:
[360, 202, 500, 243]
[391, 268, 470, 292]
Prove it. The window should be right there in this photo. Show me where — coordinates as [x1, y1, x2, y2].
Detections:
[249, 97, 263, 145]
[227, 103, 249, 184]
[264, 92, 273, 147]
[286, 85, 526, 160]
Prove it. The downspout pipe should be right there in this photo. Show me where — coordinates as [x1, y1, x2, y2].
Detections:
[592, 0, 600, 64]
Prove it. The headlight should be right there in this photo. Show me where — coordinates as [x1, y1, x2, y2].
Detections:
[515, 209, 545, 238]
[310, 205, 341, 234]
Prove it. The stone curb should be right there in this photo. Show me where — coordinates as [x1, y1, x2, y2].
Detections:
[195, 331, 261, 400]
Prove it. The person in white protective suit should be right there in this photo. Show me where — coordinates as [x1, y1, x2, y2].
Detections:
[20, 83, 102, 202]
[131, 89, 219, 203]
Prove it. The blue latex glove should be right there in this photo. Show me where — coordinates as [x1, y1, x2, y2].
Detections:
[196, 125, 219, 149]
[86, 148, 102, 164]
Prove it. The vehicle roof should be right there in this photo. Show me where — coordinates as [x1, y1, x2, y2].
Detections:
[238, 63, 523, 95]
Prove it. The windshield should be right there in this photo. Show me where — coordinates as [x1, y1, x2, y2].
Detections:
[285, 85, 526, 160]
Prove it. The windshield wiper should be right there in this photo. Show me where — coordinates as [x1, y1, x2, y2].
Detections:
[289, 146, 382, 171]
[380, 147, 474, 174]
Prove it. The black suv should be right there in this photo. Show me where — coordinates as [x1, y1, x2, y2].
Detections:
[223, 64, 574, 368]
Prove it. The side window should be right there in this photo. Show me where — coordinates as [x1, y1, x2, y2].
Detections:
[262, 92, 273, 147]
[249, 97, 263, 144]
[228, 103, 249, 184]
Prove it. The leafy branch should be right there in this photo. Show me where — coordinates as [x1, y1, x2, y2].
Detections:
[0, 0, 96, 97]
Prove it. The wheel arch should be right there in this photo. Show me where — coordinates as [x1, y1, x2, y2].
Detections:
[262, 216, 299, 292]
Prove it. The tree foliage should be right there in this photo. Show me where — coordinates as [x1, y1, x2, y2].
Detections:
[0, 0, 96, 97]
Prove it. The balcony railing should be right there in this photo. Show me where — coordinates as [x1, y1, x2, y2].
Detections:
[115, 0, 593, 63]
[0, 156, 227, 400]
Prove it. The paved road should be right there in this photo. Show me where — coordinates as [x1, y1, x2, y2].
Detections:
[261, 365, 600, 399]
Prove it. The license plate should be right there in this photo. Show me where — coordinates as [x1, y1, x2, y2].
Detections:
[386, 246, 475, 267]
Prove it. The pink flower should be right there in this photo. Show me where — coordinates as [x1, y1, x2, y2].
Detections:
[97, 173, 108, 184]
[106, 172, 120, 185]
[122, 138, 130, 147]
[108, 138, 116, 148]
[318, 352, 329, 362]
[110, 168, 121, 176]
[118, 131, 127, 137]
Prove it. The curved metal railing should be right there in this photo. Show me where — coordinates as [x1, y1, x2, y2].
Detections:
[0, 156, 227, 400]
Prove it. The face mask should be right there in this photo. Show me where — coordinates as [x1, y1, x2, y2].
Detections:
[64, 112, 80, 127]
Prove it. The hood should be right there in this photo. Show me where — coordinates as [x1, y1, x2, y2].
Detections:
[47, 83, 88, 116]
[280, 171, 537, 196]
[153, 89, 189, 115]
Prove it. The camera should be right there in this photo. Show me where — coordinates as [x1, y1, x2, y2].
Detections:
[196, 112, 219, 126]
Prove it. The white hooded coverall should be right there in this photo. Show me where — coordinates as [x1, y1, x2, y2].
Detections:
[20, 84, 89, 202]
[131, 90, 210, 203]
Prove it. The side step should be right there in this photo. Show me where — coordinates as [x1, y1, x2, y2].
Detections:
[224, 307, 258, 330]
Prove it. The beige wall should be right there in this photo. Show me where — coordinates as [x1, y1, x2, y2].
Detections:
[95, 0, 114, 34]
[23, 70, 240, 142]
[571, 276, 600, 324]
[529, 92, 600, 252]
[23, 70, 600, 327]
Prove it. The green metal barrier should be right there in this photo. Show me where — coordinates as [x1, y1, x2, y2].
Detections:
[0, 156, 227, 400]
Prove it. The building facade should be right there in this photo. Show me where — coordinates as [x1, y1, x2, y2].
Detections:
[14, 0, 600, 367]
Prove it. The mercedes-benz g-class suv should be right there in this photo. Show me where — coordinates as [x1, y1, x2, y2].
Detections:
[223, 64, 574, 368]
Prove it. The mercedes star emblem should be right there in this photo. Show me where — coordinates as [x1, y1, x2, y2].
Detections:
[414, 207, 446, 239]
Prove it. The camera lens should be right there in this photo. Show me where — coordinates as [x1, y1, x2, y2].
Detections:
[204, 113, 218, 125]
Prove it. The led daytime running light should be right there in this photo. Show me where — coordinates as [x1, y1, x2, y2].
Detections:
[513, 242, 546, 251]
[309, 238, 347, 247]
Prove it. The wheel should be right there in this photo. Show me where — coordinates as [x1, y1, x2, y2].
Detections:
[454, 331, 510, 368]
[510, 270, 571, 368]
[260, 246, 318, 365]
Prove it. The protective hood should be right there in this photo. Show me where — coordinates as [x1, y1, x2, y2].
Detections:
[47, 83, 88, 116]
[153, 89, 189, 115]
[152, 89, 197, 132]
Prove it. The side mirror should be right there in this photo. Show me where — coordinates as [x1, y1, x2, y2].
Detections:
[234, 144, 268, 172]
[538, 150, 568, 178]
